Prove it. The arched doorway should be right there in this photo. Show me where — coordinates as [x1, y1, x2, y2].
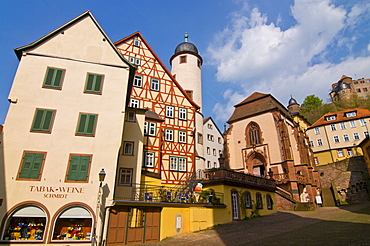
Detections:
[246, 152, 266, 177]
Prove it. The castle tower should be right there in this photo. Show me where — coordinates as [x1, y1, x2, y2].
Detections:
[170, 33, 205, 176]
[288, 96, 300, 115]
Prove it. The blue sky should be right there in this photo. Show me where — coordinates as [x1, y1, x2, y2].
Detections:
[1, 0, 369, 128]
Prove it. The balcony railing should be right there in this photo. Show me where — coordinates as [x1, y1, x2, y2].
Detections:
[204, 169, 276, 190]
[114, 183, 224, 205]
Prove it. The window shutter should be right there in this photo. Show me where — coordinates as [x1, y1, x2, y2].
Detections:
[32, 110, 45, 130]
[30, 153, 44, 179]
[86, 114, 96, 135]
[77, 156, 90, 181]
[94, 75, 102, 92]
[86, 74, 95, 91]
[77, 114, 88, 134]
[54, 69, 63, 87]
[19, 153, 34, 179]
[44, 68, 55, 87]
[41, 110, 54, 131]
[68, 155, 80, 180]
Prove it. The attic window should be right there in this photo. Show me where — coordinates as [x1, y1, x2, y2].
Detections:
[325, 115, 336, 121]
[345, 112, 356, 117]
[134, 39, 140, 47]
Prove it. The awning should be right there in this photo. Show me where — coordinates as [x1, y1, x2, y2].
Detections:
[13, 206, 46, 217]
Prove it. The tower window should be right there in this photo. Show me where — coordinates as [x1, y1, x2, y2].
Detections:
[180, 55, 187, 64]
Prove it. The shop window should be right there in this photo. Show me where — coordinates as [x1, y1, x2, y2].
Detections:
[256, 193, 263, 209]
[266, 194, 273, 210]
[2, 205, 47, 241]
[52, 207, 92, 241]
[244, 191, 252, 209]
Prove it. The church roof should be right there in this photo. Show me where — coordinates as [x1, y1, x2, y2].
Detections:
[227, 92, 290, 124]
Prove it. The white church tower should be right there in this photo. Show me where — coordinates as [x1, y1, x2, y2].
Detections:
[170, 33, 205, 177]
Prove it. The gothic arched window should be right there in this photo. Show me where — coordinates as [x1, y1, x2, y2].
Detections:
[246, 122, 262, 147]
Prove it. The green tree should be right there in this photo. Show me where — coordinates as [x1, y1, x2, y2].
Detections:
[301, 95, 323, 111]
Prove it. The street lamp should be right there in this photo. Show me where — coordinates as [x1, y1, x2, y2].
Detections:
[99, 168, 106, 187]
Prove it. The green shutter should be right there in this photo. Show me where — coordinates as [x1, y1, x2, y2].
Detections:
[67, 155, 90, 181]
[44, 68, 64, 88]
[32, 109, 54, 132]
[19, 153, 43, 179]
[77, 113, 96, 135]
[77, 114, 87, 134]
[86, 114, 96, 135]
[85, 74, 103, 93]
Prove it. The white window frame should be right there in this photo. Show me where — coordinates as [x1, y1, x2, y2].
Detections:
[310, 140, 314, 148]
[165, 129, 174, 141]
[326, 115, 336, 121]
[330, 124, 337, 131]
[317, 139, 323, 146]
[337, 150, 344, 158]
[133, 39, 141, 47]
[179, 108, 187, 120]
[118, 168, 133, 186]
[126, 111, 136, 122]
[343, 134, 350, 142]
[340, 122, 346, 130]
[360, 119, 367, 126]
[133, 75, 143, 87]
[353, 132, 360, 140]
[123, 141, 134, 155]
[314, 127, 320, 134]
[166, 105, 174, 118]
[350, 120, 356, 128]
[179, 131, 187, 143]
[130, 98, 140, 108]
[150, 78, 160, 91]
[178, 158, 187, 171]
[333, 136, 340, 143]
[347, 149, 353, 156]
[144, 152, 154, 167]
[346, 112, 356, 117]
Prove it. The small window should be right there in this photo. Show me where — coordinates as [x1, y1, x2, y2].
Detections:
[353, 132, 360, 140]
[244, 191, 252, 209]
[333, 136, 340, 143]
[340, 122, 346, 129]
[350, 120, 356, 128]
[364, 132, 369, 138]
[129, 57, 141, 65]
[17, 152, 46, 180]
[198, 133, 203, 144]
[256, 193, 263, 209]
[130, 98, 140, 108]
[66, 154, 91, 182]
[76, 113, 97, 136]
[166, 105, 174, 118]
[310, 140, 314, 148]
[197, 59, 201, 68]
[31, 108, 56, 133]
[213, 148, 216, 156]
[337, 150, 344, 158]
[123, 141, 134, 155]
[84, 73, 104, 94]
[207, 161, 211, 169]
[314, 127, 320, 134]
[207, 147, 210, 155]
[179, 108, 187, 120]
[133, 75, 143, 87]
[317, 139, 323, 146]
[165, 129, 174, 141]
[325, 115, 336, 121]
[133, 39, 140, 47]
[346, 112, 357, 117]
[218, 137, 222, 144]
[314, 157, 319, 164]
[179, 131, 187, 143]
[347, 149, 353, 156]
[143, 152, 154, 168]
[150, 78, 160, 91]
[330, 124, 337, 131]
[266, 194, 273, 210]
[185, 90, 193, 99]
[43, 67, 65, 89]
[144, 121, 156, 136]
[169, 156, 186, 171]
[343, 134, 350, 142]
[180, 55, 187, 63]
[360, 119, 367, 126]
[126, 111, 136, 122]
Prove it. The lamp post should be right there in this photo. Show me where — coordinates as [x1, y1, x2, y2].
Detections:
[92, 169, 106, 246]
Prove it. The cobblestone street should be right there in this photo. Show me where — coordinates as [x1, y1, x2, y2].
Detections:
[139, 201, 370, 246]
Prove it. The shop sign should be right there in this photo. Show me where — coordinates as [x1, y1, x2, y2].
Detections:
[30, 186, 85, 199]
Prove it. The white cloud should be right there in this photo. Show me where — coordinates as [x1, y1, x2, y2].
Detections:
[207, 0, 370, 124]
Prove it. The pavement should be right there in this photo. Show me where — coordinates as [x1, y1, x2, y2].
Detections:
[138, 201, 370, 246]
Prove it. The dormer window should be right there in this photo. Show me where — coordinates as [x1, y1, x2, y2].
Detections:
[325, 115, 336, 121]
[133, 39, 140, 47]
[345, 111, 357, 117]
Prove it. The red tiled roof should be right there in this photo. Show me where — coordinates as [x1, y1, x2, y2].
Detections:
[309, 108, 370, 128]
[227, 92, 290, 124]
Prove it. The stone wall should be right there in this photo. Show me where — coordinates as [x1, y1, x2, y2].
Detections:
[317, 156, 369, 203]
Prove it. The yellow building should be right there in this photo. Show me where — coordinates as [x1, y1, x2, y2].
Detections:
[306, 108, 370, 165]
